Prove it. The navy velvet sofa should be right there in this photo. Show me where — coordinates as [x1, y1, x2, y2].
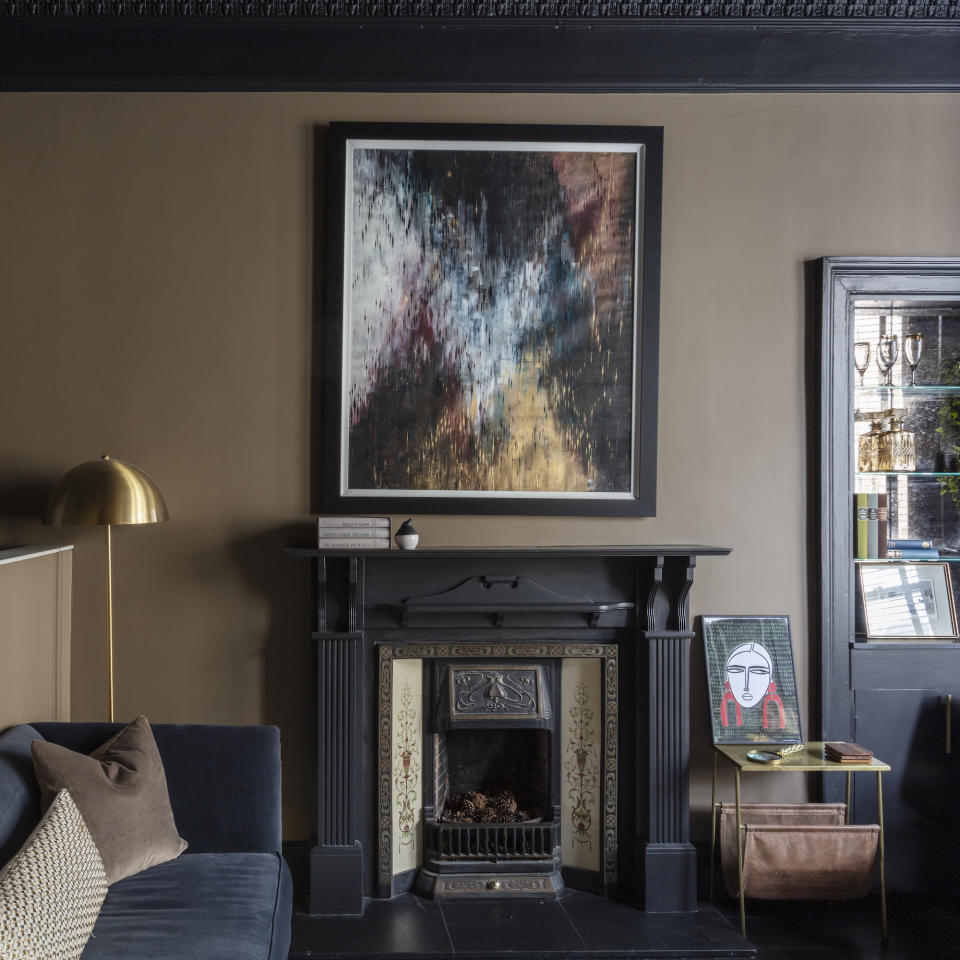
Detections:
[0, 721, 292, 960]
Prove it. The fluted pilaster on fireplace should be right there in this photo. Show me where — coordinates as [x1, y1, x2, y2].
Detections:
[288, 545, 729, 916]
[635, 553, 699, 911]
[311, 629, 364, 915]
[639, 631, 696, 911]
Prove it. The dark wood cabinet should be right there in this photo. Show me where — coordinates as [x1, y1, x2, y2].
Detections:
[818, 257, 960, 894]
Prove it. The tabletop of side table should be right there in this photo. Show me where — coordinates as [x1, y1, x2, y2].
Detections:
[714, 741, 890, 773]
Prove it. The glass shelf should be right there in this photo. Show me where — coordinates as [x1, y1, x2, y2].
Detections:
[854, 557, 960, 563]
[855, 472, 960, 477]
[856, 385, 960, 395]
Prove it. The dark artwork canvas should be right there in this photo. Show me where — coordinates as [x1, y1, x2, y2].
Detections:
[340, 137, 641, 504]
[701, 616, 803, 746]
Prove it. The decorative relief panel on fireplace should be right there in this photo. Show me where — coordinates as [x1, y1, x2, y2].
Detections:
[451, 666, 542, 720]
[561, 659, 602, 872]
[391, 658, 423, 875]
[441, 664, 550, 726]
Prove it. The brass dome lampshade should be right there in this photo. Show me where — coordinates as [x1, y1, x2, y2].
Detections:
[45, 455, 169, 722]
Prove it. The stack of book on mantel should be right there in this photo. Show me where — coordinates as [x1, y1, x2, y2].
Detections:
[824, 742, 874, 764]
[317, 516, 391, 550]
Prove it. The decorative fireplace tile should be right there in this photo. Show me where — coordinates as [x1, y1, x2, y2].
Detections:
[391, 658, 423, 875]
[561, 658, 602, 872]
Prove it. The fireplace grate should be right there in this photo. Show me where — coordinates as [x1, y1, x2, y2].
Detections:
[429, 821, 558, 861]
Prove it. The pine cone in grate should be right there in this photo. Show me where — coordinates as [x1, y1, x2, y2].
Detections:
[442, 789, 536, 823]
[491, 791, 518, 818]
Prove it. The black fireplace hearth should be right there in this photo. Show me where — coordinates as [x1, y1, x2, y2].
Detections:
[287, 545, 729, 918]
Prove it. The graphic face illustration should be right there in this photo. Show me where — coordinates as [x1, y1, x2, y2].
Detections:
[725, 642, 773, 709]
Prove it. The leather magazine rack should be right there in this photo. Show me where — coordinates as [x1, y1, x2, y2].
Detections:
[719, 802, 879, 900]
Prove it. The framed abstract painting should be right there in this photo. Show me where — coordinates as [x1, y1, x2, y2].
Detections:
[322, 122, 663, 516]
[701, 615, 803, 746]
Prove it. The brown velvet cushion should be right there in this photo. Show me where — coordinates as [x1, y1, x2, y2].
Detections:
[31, 716, 187, 885]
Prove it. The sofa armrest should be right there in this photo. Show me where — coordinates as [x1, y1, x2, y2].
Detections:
[31, 722, 282, 854]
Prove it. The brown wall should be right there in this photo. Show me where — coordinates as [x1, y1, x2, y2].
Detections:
[1, 92, 959, 841]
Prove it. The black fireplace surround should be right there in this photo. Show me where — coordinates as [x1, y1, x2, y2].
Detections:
[287, 545, 728, 916]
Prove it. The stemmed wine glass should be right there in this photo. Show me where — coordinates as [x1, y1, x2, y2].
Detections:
[877, 335, 899, 387]
[853, 341, 871, 386]
[904, 332, 924, 387]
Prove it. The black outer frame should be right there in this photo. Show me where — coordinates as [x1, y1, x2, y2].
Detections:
[321, 120, 662, 517]
[700, 614, 804, 746]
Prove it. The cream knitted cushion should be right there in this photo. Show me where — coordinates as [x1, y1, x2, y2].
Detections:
[0, 789, 107, 960]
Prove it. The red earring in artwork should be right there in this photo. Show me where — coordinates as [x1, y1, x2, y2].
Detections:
[762, 681, 785, 729]
[720, 680, 742, 727]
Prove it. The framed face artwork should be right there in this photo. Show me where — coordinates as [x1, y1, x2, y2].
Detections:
[701, 615, 803, 746]
[322, 122, 663, 517]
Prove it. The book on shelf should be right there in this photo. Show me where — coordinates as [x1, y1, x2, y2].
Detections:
[886, 547, 940, 560]
[316, 516, 390, 530]
[878, 494, 888, 558]
[824, 742, 874, 763]
[317, 527, 390, 539]
[316, 540, 391, 550]
[855, 493, 869, 560]
[871, 493, 888, 559]
[854, 493, 887, 559]
[887, 538, 933, 550]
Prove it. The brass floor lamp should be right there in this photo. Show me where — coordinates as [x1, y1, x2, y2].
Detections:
[45, 455, 169, 722]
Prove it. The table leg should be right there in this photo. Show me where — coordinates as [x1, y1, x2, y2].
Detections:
[735, 766, 745, 936]
[845, 771, 851, 823]
[877, 770, 887, 940]
[710, 751, 719, 900]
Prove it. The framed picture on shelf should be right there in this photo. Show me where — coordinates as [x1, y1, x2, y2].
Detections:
[322, 122, 663, 517]
[858, 561, 959, 640]
[701, 615, 803, 746]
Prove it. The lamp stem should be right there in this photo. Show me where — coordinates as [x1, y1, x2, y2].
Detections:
[105, 524, 115, 723]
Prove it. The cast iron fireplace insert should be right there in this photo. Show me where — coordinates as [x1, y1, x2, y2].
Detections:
[417, 661, 563, 898]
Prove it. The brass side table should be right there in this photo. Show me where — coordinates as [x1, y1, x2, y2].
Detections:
[710, 742, 890, 938]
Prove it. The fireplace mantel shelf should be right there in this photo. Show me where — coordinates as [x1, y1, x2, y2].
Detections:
[287, 544, 730, 558]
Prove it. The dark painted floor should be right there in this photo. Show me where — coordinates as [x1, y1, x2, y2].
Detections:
[290, 890, 754, 959]
[715, 893, 960, 960]
[289, 891, 960, 960]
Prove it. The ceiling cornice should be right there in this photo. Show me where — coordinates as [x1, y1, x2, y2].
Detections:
[4, 1, 958, 13]
[1, 14, 958, 90]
